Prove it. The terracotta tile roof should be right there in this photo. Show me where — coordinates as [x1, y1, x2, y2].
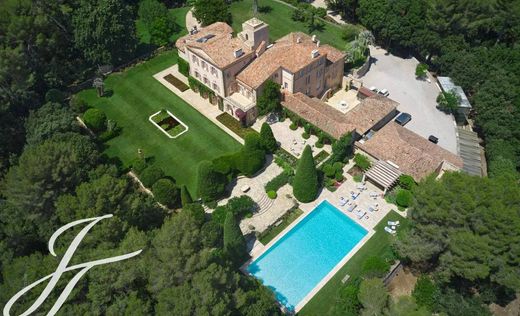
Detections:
[175, 22, 232, 53]
[176, 22, 252, 68]
[356, 122, 464, 180]
[237, 32, 345, 88]
[281, 93, 396, 139]
[358, 86, 376, 98]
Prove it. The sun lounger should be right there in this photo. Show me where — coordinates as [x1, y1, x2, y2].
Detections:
[347, 204, 356, 212]
[351, 191, 360, 200]
[339, 197, 348, 206]
[355, 210, 366, 219]
[388, 220, 400, 226]
[384, 226, 396, 235]
[368, 205, 377, 212]
[356, 184, 366, 190]
[369, 191, 379, 198]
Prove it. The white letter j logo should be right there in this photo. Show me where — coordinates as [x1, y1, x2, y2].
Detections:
[3, 214, 142, 316]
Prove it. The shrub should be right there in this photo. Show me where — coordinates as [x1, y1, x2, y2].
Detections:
[361, 256, 390, 278]
[342, 25, 359, 42]
[289, 122, 298, 130]
[330, 133, 353, 163]
[139, 165, 165, 188]
[315, 7, 327, 18]
[412, 276, 439, 310]
[304, 123, 311, 134]
[267, 190, 277, 199]
[226, 195, 256, 218]
[335, 171, 344, 181]
[244, 132, 262, 151]
[336, 278, 362, 315]
[293, 145, 319, 202]
[315, 141, 324, 148]
[180, 184, 193, 207]
[83, 108, 107, 132]
[302, 132, 310, 139]
[323, 164, 336, 177]
[223, 212, 248, 267]
[69, 95, 89, 113]
[398, 174, 416, 190]
[152, 178, 179, 207]
[197, 160, 228, 202]
[415, 63, 429, 78]
[354, 153, 371, 170]
[396, 189, 413, 208]
[260, 123, 278, 152]
[212, 153, 236, 176]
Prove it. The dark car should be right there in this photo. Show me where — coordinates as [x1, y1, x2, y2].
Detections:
[394, 112, 412, 126]
[428, 135, 439, 144]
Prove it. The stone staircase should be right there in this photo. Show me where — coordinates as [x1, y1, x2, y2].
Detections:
[253, 191, 274, 216]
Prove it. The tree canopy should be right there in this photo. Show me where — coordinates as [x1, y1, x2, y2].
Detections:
[292, 145, 319, 202]
[192, 0, 231, 26]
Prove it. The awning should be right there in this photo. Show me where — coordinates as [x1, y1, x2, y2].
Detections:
[235, 109, 246, 119]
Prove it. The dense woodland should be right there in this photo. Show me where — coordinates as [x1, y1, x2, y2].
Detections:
[0, 0, 519, 314]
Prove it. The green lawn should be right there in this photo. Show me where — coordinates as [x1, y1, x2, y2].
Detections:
[230, 0, 360, 50]
[299, 210, 409, 315]
[78, 51, 241, 195]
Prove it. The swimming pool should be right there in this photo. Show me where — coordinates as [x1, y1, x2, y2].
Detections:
[247, 200, 368, 311]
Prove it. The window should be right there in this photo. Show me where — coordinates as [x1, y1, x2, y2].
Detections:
[192, 55, 198, 62]
[203, 77, 208, 84]
[195, 71, 200, 78]
[306, 75, 310, 84]
[201, 61, 207, 70]
[213, 83, 219, 92]
[284, 82, 288, 89]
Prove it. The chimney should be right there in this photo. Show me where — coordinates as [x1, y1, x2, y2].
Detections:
[296, 37, 302, 44]
[311, 49, 319, 58]
[316, 40, 320, 47]
[312, 34, 317, 42]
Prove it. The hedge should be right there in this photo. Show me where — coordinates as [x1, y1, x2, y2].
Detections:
[396, 189, 413, 208]
[139, 165, 165, 188]
[83, 108, 107, 132]
[265, 172, 291, 193]
[152, 178, 179, 207]
[196, 160, 227, 202]
[180, 184, 193, 207]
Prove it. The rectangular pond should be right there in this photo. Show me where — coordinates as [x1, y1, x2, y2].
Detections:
[247, 200, 368, 311]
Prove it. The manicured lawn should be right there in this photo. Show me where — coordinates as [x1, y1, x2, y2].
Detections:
[230, 0, 360, 50]
[299, 210, 409, 315]
[78, 51, 241, 195]
[259, 208, 303, 245]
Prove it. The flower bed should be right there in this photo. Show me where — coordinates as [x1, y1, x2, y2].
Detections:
[149, 109, 188, 139]
[164, 74, 189, 92]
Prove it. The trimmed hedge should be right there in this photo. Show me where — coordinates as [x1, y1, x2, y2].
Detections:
[196, 160, 227, 202]
[83, 108, 107, 132]
[293, 145, 319, 202]
[152, 178, 179, 207]
[139, 165, 165, 188]
[265, 172, 291, 193]
[178, 57, 189, 77]
[180, 184, 193, 206]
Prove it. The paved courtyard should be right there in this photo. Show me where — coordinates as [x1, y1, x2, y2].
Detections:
[252, 118, 332, 159]
[361, 46, 458, 154]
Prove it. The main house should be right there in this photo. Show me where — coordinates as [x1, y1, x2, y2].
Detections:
[176, 18, 344, 125]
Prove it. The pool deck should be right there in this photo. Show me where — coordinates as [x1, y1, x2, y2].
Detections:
[244, 162, 398, 312]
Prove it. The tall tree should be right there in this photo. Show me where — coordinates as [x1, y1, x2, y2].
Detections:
[292, 145, 319, 202]
[223, 211, 247, 267]
[260, 123, 278, 153]
[73, 0, 137, 65]
[192, 0, 231, 26]
[24, 103, 78, 146]
[358, 278, 388, 316]
[196, 160, 227, 201]
[256, 80, 281, 115]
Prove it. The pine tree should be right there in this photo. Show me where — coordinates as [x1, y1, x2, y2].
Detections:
[292, 145, 319, 202]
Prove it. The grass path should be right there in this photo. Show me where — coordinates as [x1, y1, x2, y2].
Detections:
[78, 51, 241, 195]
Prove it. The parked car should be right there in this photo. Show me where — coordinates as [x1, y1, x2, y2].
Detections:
[369, 86, 378, 92]
[428, 135, 439, 144]
[378, 88, 389, 96]
[394, 112, 412, 126]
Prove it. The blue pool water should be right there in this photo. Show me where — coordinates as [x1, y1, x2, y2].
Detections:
[247, 200, 368, 311]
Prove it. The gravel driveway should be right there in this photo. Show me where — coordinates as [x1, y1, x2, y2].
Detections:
[360, 46, 458, 154]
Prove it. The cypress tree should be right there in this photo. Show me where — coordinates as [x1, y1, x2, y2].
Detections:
[292, 145, 319, 202]
[180, 184, 193, 206]
[260, 123, 278, 152]
[223, 211, 247, 266]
